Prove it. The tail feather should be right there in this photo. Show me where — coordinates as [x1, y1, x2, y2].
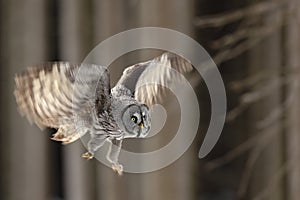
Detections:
[51, 125, 88, 144]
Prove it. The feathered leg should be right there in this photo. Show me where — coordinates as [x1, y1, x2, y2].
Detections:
[82, 134, 107, 159]
[106, 139, 123, 175]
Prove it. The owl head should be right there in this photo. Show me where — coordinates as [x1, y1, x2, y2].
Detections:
[121, 103, 150, 138]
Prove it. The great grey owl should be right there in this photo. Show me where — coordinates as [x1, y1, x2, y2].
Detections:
[14, 52, 193, 175]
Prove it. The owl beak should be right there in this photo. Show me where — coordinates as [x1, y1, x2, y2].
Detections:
[139, 122, 144, 129]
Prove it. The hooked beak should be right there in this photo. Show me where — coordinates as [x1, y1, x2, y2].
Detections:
[139, 122, 144, 129]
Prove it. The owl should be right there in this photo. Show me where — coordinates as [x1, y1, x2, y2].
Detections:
[14, 52, 193, 175]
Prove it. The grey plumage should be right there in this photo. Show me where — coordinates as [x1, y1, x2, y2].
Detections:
[14, 52, 193, 175]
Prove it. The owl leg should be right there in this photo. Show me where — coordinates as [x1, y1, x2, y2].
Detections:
[82, 134, 107, 160]
[107, 139, 123, 175]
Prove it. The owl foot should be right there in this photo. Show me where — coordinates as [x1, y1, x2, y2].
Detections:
[51, 132, 64, 141]
[112, 163, 123, 176]
[81, 152, 94, 160]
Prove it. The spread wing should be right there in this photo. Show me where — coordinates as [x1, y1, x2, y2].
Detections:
[115, 52, 193, 106]
[14, 62, 110, 144]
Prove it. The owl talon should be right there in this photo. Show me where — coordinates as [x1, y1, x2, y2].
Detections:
[112, 164, 123, 175]
[81, 152, 94, 160]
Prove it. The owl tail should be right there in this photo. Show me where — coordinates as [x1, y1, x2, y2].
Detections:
[51, 125, 87, 144]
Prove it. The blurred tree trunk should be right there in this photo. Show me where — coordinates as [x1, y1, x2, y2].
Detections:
[0, 0, 49, 199]
[58, 1, 97, 200]
[138, 1, 194, 200]
[91, 1, 135, 199]
[91, 0, 194, 200]
[246, 4, 284, 199]
[245, 0, 300, 199]
[283, 0, 300, 199]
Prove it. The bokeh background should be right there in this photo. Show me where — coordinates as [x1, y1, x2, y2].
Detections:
[1, 0, 300, 200]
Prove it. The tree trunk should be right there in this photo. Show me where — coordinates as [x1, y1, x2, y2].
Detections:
[283, 0, 300, 199]
[0, 0, 49, 199]
[58, 1, 97, 200]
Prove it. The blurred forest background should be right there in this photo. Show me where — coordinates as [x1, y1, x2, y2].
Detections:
[0, 0, 300, 200]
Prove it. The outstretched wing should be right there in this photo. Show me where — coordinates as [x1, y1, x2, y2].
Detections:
[114, 52, 193, 106]
[14, 62, 110, 144]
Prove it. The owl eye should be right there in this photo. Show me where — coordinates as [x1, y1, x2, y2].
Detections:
[131, 116, 138, 123]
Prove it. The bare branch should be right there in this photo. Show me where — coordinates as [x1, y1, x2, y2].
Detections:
[208, 79, 297, 171]
[210, 11, 284, 50]
[256, 81, 297, 129]
[203, 125, 277, 171]
[227, 77, 297, 121]
[230, 67, 299, 92]
[213, 38, 261, 65]
[238, 144, 264, 198]
[207, 1, 298, 65]
[194, 1, 285, 28]
[251, 159, 296, 200]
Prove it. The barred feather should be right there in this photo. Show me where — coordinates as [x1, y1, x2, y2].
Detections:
[115, 52, 193, 106]
[14, 62, 110, 143]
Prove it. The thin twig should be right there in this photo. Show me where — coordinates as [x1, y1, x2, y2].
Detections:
[194, 1, 285, 28]
[229, 67, 300, 92]
[238, 142, 265, 198]
[227, 77, 297, 122]
[210, 8, 284, 50]
[256, 81, 297, 129]
[251, 159, 296, 200]
[207, 81, 297, 170]
[213, 38, 261, 65]
[203, 125, 276, 171]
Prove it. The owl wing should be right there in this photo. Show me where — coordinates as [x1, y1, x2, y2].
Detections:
[14, 62, 110, 144]
[115, 52, 193, 106]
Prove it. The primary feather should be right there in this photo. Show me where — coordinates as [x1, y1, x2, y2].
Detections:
[14, 62, 110, 143]
[116, 52, 193, 105]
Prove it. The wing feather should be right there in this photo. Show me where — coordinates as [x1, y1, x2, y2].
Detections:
[114, 52, 193, 106]
[14, 62, 110, 143]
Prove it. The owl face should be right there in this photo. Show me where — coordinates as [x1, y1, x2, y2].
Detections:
[121, 104, 150, 138]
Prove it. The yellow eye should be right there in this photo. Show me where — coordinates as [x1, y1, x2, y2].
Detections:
[131, 116, 137, 122]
